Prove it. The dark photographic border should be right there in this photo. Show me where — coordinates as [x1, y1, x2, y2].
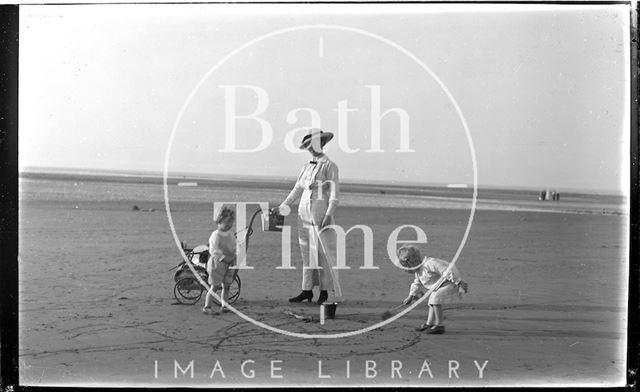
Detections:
[1, 4, 19, 390]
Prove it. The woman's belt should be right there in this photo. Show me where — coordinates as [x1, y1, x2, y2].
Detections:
[305, 181, 331, 190]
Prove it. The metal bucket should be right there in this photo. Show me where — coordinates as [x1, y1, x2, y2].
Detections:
[321, 302, 338, 319]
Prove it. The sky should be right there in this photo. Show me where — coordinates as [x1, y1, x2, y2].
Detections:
[19, 3, 630, 194]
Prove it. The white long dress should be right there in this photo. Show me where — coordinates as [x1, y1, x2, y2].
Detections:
[282, 153, 342, 300]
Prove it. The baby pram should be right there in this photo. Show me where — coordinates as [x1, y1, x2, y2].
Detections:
[171, 207, 284, 305]
[172, 244, 241, 305]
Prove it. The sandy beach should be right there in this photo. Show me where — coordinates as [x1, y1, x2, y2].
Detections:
[18, 177, 628, 386]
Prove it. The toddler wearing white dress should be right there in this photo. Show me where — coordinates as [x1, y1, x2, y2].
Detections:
[203, 205, 237, 315]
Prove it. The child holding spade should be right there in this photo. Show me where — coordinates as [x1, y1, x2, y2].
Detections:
[397, 245, 469, 334]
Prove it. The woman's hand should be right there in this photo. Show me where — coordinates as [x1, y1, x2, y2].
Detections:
[277, 205, 290, 216]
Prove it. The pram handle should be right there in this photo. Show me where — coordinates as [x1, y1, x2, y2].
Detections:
[173, 207, 264, 272]
[242, 207, 263, 249]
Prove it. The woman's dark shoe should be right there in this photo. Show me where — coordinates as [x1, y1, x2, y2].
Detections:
[289, 290, 313, 303]
[315, 290, 329, 305]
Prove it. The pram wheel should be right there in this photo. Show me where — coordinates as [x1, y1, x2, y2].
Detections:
[174, 277, 204, 305]
[209, 274, 242, 306]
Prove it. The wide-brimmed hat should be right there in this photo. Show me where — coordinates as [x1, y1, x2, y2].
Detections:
[397, 245, 423, 268]
[299, 128, 334, 150]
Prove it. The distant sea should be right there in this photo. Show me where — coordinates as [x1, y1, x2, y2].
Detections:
[18, 169, 628, 216]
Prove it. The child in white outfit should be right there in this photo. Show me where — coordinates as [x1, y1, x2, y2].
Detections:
[397, 245, 468, 334]
[203, 205, 237, 315]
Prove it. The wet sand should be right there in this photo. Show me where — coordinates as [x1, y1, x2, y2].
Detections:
[18, 178, 628, 386]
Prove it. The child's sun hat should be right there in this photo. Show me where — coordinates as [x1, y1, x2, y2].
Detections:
[397, 244, 423, 269]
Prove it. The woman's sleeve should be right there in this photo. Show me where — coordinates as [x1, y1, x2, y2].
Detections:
[325, 162, 339, 216]
[281, 166, 305, 207]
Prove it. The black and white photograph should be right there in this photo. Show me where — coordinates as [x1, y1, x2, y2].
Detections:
[13, 1, 633, 387]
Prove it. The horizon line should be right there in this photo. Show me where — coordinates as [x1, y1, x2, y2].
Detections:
[18, 165, 627, 197]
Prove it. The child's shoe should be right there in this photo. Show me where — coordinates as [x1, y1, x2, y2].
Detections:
[425, 325, 445, 334]
[202, 307, 217, 315]
[221, 307, 230, 314]
[415, 323, 433, 332]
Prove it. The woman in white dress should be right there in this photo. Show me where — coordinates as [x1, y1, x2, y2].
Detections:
[279, 128, 342, 305]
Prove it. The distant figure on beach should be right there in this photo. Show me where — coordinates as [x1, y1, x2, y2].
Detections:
[539, 189, 561, 201]
[539, 190, 546, 201]
[278, 128, 342, 305]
